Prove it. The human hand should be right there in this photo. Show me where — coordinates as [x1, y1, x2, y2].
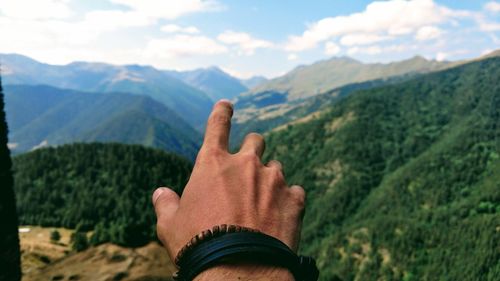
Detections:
[152, 100, 306, 280]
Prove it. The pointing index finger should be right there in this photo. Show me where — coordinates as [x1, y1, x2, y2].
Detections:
[202, 99, 233, 151]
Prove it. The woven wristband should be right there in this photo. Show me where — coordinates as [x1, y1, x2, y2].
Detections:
[173, 224, 319, 281]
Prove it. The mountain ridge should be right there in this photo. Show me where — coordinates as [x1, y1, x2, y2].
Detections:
[4, 84, 202, 160]
[165, 66, 248, 101]
[0, 53, 213, 128]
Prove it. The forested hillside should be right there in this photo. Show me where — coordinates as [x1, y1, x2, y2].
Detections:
[12, 143, 192, 247]
[231, 78, 401, 145]
[0, 76, 21, 280]
[5, 85, 202, 160]
[264, 57, 500, 280]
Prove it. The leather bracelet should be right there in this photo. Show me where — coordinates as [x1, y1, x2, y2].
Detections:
[173, 225, 319, 281]
[174, 224, 259, 266]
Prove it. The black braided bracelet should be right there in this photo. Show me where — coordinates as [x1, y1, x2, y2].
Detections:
[173, 225, 319, 281]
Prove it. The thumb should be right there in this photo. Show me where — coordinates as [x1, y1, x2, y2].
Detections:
[152, 187, 180, 221]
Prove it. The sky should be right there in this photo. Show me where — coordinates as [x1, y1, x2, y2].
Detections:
[0, 0, 499, 78]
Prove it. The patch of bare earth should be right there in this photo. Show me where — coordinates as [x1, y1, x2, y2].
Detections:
[272, 110, 323, 132]
[324, 111, 355, 134]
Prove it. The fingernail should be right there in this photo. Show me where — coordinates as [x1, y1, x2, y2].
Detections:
[152, 188, 165, 205]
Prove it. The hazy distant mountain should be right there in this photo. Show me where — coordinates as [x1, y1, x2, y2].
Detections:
[0, 54, 213, 128]
[242, 55, 451, 102]
[165, 66, 248, 101]
[231, 51, 500, 145]
[230, 55, 458, 143]
[4, 84, 201, 160]
[240, 76, 268, 89]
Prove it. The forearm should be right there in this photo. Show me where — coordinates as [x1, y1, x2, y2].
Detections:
[194, 264, 294, 281]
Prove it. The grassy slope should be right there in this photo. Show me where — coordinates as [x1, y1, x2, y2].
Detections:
[264, 57, 500, 281]
[19, 225, 176, 281]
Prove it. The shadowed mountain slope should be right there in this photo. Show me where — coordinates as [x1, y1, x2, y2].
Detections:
[4, 84, 201, 160]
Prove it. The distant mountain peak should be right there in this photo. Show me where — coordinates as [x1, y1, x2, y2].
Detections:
[404, 55, 430, 63]
[205, 65, 224, 73]
[480, 49, 500, 58]
[329, 55, 361, 63]
[163, 66, 248, 101]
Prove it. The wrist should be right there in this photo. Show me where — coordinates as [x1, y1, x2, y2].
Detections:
[194, 263, 294, 281]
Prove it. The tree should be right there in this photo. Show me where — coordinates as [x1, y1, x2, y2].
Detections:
[0, 72, 21, 280]
[71, 231, 89, 252]
[50, 230, 61, 243]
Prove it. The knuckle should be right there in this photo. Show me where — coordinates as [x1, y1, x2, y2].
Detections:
[269, 166, 285, 184]
[238, 151, 260, 164]
[197, 147, 225, 163]
[289, 187, 306, 209]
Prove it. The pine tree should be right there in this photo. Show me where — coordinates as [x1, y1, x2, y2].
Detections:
[0, 72, 21, 280]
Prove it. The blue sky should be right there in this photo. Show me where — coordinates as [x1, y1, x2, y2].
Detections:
[0, 0, 499, 78]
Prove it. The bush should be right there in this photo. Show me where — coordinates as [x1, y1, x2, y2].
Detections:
[50, 230, 61, 243]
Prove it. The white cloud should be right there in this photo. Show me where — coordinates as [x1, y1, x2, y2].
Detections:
[0, 9, 153, 49]
[478, 20, 500, 32]
[217, 30, 273, 55]
[161, 24, 200, 34]
[384, 43, 418, 53]
[415, 26, 443, 41]
[145, 35, 227, 59]
[325, 42, 341, 55]
[110, 0, 222, 20]
[435, 49, 469, 61]
[436, 51, 448, 61]
[485, 1, 500, 13]
[219, 66, 256, 79]
[0, 0, 227, 67]
[481, 49, 493, 56]
[0, 0, 72, 20]
[285, 0, 470, 52]
[347, 46, 382, 55]
[340, 34, 391, 46]
[84, 10, 153, 30]
[287, 53, 298, 61]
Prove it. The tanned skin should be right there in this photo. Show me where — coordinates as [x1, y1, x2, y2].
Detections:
[152, 100, 306, 280]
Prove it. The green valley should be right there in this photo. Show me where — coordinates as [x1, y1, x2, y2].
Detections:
[4, 53, 500, 281]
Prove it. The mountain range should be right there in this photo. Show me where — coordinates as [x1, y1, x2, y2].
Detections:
[230, 51, 499, 144]
[4, 49, 500, 281]
[165, 66, 248, 101]
[4, 84, 201, 160]
[2, 51, 498, 159]
[1, 54, 213, 128]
